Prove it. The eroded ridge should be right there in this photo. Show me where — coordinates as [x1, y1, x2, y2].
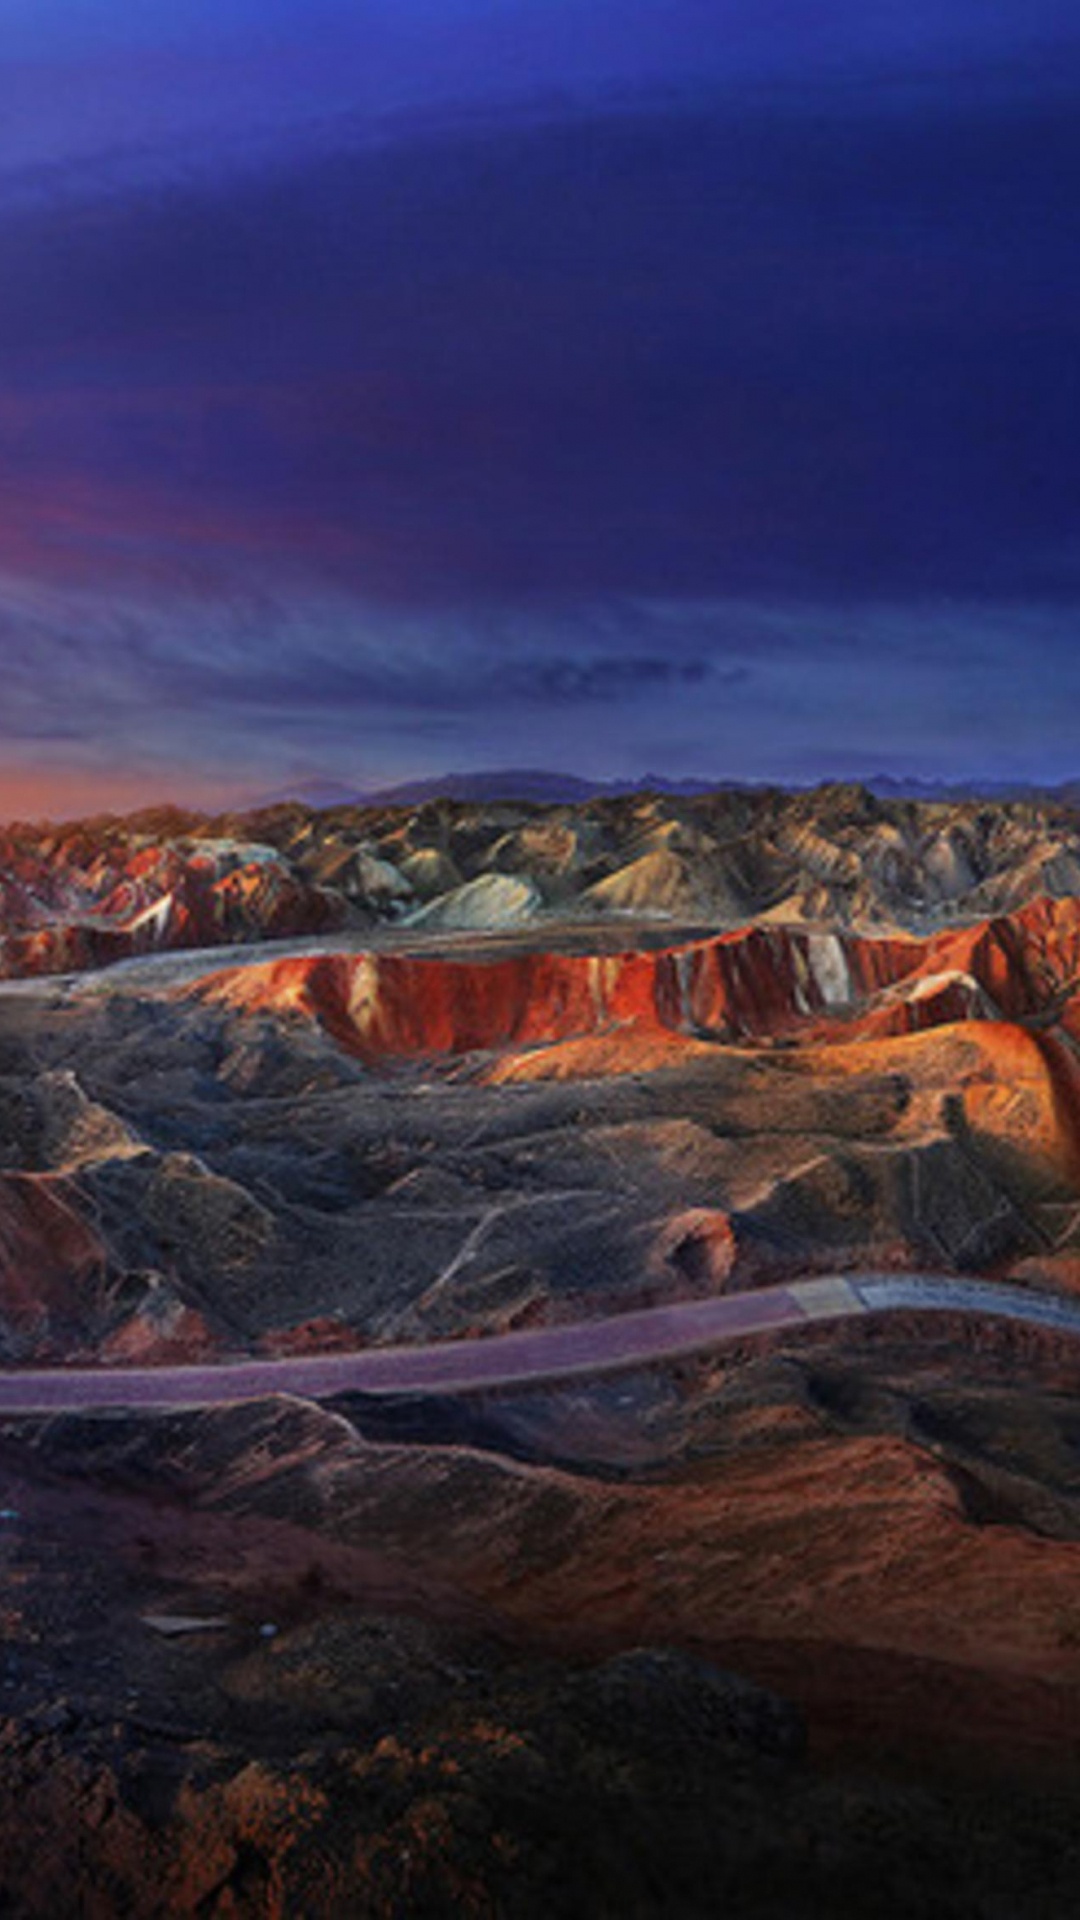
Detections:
[188, 892, 1080, 1069]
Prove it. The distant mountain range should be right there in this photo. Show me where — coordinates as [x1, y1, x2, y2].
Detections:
[248, 769, 723, 808]
[247, 768, 1080, 809]
[866, 774, 1080, 805]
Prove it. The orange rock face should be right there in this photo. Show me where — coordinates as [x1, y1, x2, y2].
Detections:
[191, 891, 1080, 1071]
[187, 897, 1080, 1201]
[0, 831, 343, 979]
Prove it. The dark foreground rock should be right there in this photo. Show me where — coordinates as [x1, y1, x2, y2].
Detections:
[1, 1638, 1079, 1919]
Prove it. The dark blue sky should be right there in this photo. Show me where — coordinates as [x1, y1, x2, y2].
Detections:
[2, 2, 1079, 811]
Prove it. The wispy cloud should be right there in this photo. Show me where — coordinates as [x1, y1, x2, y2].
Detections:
[0, 570, 1077, 800]
[3, 52, 1080, 805]
[2, 84, 1079, 611]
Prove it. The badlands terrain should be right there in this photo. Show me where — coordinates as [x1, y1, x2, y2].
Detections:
[4, 785, 1080, 1911]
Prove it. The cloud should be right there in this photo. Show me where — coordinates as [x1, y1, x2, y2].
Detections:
[0, 573, 745, 791]
[4, 69, 1080, 804]
[0, 569, 1078, 800]
[6, 3, 1080, 186]
[2, 79, 1080, 612]
[504, 653, 717, 703]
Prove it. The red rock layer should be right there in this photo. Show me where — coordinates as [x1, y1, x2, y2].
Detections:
[192, 892, 1080, 1067]
[193, 949, 666, 1061]
[0, 836, 343, 979]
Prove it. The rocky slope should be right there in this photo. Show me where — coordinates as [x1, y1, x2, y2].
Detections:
[7, 784, 1080, 983]
[3, 1329, 1080, 1915]
[237, 782, 1080, 932]
[5, 883, 1080, 1364]
[4, 790, 1080, 1909]
[187, 889, 1080, 1064]
[0, 821, 343, 979]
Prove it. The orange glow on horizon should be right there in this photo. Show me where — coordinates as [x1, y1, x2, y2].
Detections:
[0, 766, 248, 826]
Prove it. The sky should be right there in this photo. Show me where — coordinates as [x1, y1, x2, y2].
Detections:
[1, 2, 1080, 814]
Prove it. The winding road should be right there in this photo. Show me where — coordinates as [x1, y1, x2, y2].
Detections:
[0, 1274, 1076, 1414]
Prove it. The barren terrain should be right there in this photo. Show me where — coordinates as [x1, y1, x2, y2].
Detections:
[3, 788, 1080, 1913]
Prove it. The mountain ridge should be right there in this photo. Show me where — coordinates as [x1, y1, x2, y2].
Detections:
[247, 766, 1080, 810]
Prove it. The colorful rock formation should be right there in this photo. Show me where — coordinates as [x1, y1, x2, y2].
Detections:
[0, 829, 343, 979]
[189, 892, 1080, 1073]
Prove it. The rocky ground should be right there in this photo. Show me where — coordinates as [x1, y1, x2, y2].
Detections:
[8, 782, 1080, 978]
[2, 791, 1080, 1910]
[3, 894, 1080, 1361]
[3, 1334, 1080, 1914]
